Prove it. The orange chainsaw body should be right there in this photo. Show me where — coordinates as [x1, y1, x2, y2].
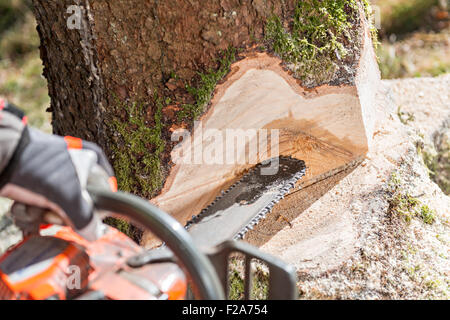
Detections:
[0, 226, 187, 300]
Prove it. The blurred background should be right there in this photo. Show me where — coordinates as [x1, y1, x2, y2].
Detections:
[0, 0, 449, 133]
[0, 0, 50, 131]
[373, 0, 449, 79]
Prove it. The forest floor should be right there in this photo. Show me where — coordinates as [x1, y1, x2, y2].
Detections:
[0, 2, 50, 131]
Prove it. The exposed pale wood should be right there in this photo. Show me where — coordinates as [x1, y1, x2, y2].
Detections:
[143, 22, 380, 247]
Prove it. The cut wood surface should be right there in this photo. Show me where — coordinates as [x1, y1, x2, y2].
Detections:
[144, 25, 380, 246]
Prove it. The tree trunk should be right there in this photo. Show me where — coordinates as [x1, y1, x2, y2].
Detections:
[30, 1, 380, 244]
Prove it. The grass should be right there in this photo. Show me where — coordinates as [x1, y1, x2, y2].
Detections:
[1, 0, 448, 201]
[377, 27, 450, 79]
[110, 47, 236, 201]
[420, 205, 437, 225]
[374, 0, 449, 79]
[105, 95, 166, 240]
[228, 258, 270, 300]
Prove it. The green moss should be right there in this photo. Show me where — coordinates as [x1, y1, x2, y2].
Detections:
[265, 0, 361, 86]
[377, 34, 450, 80]
[178, 47, 236, 122]
[397, 106, 415, 125]
[109, 95, 165, 198]
[376, 44, 403, 79]
[388, 172, 436, 225]
[228, 270, 245, 300]
[228, 260, 270, 300]
[103, 216, 144, 242]
[389, 192, 419, 223]
[251, 266, 270, 300]
[264, 0, 380, 86]
[103, 217, 131, 236]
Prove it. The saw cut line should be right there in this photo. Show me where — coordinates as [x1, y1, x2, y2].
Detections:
[185, 156, 306, 246]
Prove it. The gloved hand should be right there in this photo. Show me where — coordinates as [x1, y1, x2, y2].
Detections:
[0, 102, 117, 241]
[8, 203, 62, 236]
[7, 152, 116, 240]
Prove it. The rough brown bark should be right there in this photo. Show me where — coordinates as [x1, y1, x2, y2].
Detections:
[31, 0, 107, 144]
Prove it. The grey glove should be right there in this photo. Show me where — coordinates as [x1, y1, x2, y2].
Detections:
[0, 101, 116, 241]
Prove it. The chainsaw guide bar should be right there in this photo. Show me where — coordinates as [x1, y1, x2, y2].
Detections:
[185, 156, 306, 247]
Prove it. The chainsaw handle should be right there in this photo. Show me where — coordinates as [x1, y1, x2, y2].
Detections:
[87, 187, 225, 300]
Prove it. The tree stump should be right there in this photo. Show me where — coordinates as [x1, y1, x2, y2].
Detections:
[30, 0, 380, 245]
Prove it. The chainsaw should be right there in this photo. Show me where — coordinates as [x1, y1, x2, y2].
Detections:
[0, 156, 306, 300]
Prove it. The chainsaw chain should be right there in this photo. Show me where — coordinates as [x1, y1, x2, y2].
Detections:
[184, 156, 306, 240]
